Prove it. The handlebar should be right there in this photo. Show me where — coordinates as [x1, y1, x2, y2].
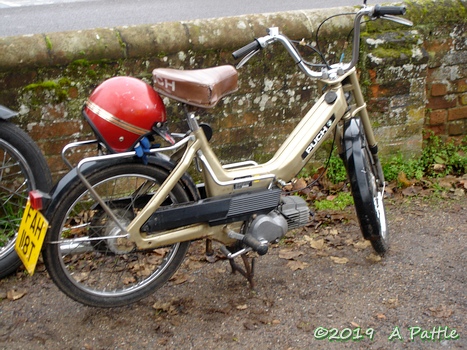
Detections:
[232, 40, 261, 60]
[233, 5, 412, 80]
[373, 5, 406, 16]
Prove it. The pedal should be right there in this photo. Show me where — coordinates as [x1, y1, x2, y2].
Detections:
[242, 234, 268, 255]
[226, 229, 268, 256]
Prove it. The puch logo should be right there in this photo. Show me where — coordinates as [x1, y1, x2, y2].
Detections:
[155, 77, 176, 92]
[301, 115, 335, 159]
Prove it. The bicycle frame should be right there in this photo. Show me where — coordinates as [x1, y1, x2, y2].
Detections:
[67, 67, 372, 251]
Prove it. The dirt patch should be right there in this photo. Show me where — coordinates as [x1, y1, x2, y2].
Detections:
[1, 195, 466, 350]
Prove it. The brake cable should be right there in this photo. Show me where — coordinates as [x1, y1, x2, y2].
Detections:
[282, 128, 340, 195]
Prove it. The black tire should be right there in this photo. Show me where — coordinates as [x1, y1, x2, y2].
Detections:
[0, 120, 53, 278]
[42, 162, 191, 307]
[345, 119, 388, 255]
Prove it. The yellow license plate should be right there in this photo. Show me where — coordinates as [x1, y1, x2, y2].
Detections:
[15, 201, 49, 275]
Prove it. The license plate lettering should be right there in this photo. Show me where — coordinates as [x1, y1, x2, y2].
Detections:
[18, 228, 36, 261]
[29, 209, 46, 240]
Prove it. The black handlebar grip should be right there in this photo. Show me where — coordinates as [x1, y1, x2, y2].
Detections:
[373, 5, 406, 17]
[232, 40, 261, 60]
[242, 234, 268, 255]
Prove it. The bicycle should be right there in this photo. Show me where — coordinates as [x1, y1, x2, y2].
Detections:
[0, 105, 53, 278]
[17, 3, 412, 307]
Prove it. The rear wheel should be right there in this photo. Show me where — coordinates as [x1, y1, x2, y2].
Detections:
[43, 162, 190, 307]
[345, 119, 388, 255]
[0, 120, 53, 278]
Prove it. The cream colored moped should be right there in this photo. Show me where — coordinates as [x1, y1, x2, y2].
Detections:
[18, 4, 412, 307]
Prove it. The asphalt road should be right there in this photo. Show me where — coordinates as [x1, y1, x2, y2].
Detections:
[0, 0, 384, 37]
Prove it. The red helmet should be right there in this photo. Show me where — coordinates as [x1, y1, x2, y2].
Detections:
[83, 76, 167, 153]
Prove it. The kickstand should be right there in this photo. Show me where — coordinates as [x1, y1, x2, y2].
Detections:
[229, 254, 256, 289]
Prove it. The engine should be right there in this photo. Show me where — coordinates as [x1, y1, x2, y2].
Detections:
[246, 195, 310, 243]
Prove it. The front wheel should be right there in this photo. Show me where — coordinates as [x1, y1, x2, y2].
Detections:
[43, 162, 191, 307]
[344, 119, 388, 255]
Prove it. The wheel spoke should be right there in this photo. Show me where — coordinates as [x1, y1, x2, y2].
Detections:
[43, 163, 190, 307]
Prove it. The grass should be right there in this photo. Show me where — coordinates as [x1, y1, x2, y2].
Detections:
[312, 133, 467, 211]
[314, 191, 354, 211]
[323, 133, 467, 185]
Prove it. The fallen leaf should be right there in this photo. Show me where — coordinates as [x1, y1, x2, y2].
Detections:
[350, 321, 360, 328]
[287, 260, 308, 271]
[353, 240, 371, 250]
[429, 305, 453, 318]
[385, 296, 399, 309]
[433, 163, 446, 172]
[170, 273, 194, 285]
[243, 320, 258, 330]
[366, 253, 382, 262]
[375, 313, 386, 320]
[205, 254, 217, 263]
[292, 178, 308, 192]
[123, 276, 137, 285]
[397, 172, 414, 188]
[7, 289, 26, 301]
[187, 260, 204, 270]
[309, 238, 325, 250]
[152, 301, 173, 313]
[402, 186, 422, 197]
[154, 248, 169, 255]
[330, 256, 348, 264]
[279, 249, 304, 260]
[236, 304, 248, 310]
[437, 178, 454, 189]
[316, 251, 329, 257]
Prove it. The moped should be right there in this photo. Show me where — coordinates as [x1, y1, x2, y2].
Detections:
[0, 105, 52, 278]
[17, 3, 412, 307]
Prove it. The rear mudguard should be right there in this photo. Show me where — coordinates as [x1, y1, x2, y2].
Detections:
[44, 153, 200, 221]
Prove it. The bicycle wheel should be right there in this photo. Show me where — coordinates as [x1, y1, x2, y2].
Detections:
[42, 162, 191, 307]
[0, 120, 53, 278]
[344, 119, 388, 255]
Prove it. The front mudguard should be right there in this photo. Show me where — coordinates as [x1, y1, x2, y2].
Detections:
[341, 117, 363, 168]
[0, 105, 17, 120]
[43, 153, 200, 222]
[342, 118, 378, 241]
[342, 118, 367, 203]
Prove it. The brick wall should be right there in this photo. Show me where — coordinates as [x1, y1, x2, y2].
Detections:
[361, 0, 467, 155]
[0, 0, 466, 179]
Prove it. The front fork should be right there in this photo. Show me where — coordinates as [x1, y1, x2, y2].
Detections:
[336, 72, 385, 188]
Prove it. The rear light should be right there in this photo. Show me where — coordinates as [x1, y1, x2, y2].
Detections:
[29, 190, 44, 210]
[29, 190, 51, 211]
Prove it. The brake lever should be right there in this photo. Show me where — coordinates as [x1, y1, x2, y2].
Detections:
[381, 14, 413, 27]
[236, 49, 261, 69]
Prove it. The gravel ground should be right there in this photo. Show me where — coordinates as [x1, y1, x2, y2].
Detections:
[0, 194, 466, 350]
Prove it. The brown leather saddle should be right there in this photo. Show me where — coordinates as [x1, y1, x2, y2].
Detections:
[152, 65, 238, 108]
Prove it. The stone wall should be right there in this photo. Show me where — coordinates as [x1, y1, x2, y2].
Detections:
[0, 0, 466, 179]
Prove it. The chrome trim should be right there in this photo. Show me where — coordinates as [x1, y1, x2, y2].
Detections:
[222, 160, 259, 169]
[86, 99, 150, 135]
